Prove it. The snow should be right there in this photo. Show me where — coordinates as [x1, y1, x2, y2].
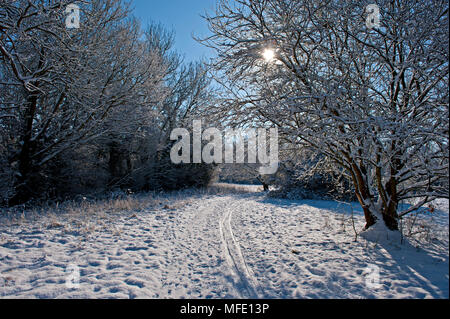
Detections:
[0, 186, 448, 299]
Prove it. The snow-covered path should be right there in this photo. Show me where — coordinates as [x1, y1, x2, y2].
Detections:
[0, 190, 448, 299]
[218, 198, 262, 298]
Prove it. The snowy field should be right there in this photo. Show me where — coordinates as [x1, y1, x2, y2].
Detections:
[0, 184, 448, 299]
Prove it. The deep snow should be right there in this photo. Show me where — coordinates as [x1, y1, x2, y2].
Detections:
[0, 186, 448, 299]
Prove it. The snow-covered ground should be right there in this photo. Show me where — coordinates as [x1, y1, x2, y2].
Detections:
[0, 185, 448, 299]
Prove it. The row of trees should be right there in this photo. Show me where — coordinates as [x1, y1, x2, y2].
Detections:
[1, 0, 448, 234]
[203, 0, 449, 231]
[0, 0, 216, 206]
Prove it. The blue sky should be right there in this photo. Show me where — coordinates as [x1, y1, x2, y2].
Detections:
[131, 0, 216, 63]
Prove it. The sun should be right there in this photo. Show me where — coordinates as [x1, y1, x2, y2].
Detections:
[262, 48, 275, 62]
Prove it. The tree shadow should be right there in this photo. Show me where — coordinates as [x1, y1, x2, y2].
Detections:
[362, 236, 449, 298]
[254, 195, 449, 298]
[257, 196, 366, 217]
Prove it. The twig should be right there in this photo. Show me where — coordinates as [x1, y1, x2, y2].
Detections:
[350, 204, 358, 242]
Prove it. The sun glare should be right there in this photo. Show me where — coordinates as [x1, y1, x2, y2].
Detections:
[263, 48, 275, 62]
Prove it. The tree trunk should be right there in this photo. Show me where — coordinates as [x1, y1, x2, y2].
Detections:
[108, 141, 122, 186]
[381, 178, 399, 231]
[349, 164, 377, 230]
[381, 190, 399, 230]
[257, 175, 269, 192]
[9, 94, 38, 206]
[355, 192, 377, 230]
[382, 204, 399, 231]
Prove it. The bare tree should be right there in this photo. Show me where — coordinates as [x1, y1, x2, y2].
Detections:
[0, 0, 167, 204]
[202, 0, 449, 231]
[102, 26, 217, 192]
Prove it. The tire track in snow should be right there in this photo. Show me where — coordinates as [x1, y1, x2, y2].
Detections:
[218, 197, 262, 298]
